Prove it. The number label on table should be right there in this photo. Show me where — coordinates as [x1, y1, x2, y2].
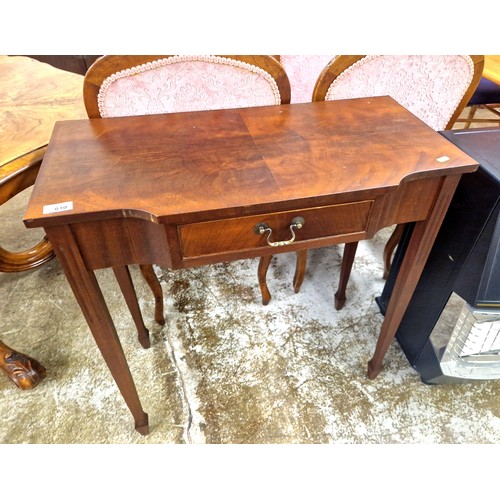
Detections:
[42, 201, 74, 214]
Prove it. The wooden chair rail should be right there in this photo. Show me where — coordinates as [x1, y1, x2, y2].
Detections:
[0, 148, 55, 272]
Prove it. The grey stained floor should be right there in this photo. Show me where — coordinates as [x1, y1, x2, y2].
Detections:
[1, 108, 499, 448]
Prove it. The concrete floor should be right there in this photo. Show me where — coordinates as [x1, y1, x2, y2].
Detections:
[1, 108, 499, 450]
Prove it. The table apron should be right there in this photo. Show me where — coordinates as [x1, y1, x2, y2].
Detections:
[62, 177, 443, 271]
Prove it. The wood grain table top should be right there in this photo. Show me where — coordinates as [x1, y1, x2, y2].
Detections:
[0, 55, 87, 169]
[24, 96, 478, 228]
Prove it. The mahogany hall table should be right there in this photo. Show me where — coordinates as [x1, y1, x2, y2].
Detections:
[23, 97, 478, 434]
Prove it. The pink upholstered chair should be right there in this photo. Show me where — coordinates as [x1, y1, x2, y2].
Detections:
[279, 55, 335, 103]
[292, 55, 484, 309]
[83, 55, 291, 330]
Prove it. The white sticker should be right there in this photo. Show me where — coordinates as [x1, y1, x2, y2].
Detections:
[42, 201, 74, 214]
[436, 156, 450, 163]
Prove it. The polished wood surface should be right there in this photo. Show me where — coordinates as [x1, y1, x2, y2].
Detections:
[0, 55, 87, 167]
[0, 56, 87, 273]
[310, 55, 485, 285]
[484, 55, 500, 85]
[0, 56, 87, 388]
[0, 149, 54, 272]
[24, 97, 478, 433]
[81, 54, 292, 324]
[25, 98, 476, 229]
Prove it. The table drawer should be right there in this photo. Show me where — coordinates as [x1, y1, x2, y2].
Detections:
[178, 200, 373, 259]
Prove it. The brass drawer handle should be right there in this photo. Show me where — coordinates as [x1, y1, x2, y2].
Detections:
[254, 217, 305, 247]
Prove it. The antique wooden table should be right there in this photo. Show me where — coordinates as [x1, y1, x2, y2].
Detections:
[24, 97, 478, 434]
[0, 54, 86, 271]
[0, 55, 86, 389]
[0, 55, 86, 167]
[0, 55, 86, 268]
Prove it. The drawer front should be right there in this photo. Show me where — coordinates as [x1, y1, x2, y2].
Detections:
[178, 200, 373, 259]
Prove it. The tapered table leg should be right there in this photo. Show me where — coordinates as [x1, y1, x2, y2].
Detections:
[45, 225, 149, 435]
[334, 242, 358, 310]
[368, 175, 462, 379]
[113, 266, 150, 349]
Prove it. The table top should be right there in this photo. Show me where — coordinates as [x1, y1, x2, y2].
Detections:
[24, 96, 478, 229]
[483, 55, 500, 86]
[0, 55, 87, 168]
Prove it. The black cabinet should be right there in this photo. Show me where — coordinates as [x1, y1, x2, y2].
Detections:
[377, 128, 500, 384]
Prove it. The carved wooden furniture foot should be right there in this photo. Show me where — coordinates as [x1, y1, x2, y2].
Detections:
[0, 340, 47, 389]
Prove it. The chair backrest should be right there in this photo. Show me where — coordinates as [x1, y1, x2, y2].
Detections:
[83, 55, 291, 118]
[312, 55, 484, 130]
[279, 55, 335, 103]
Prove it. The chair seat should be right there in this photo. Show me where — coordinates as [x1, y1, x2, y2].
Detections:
[468, 77, 500, 105]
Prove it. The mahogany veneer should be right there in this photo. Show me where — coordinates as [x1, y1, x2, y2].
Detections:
[24, 97, 478, 434]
